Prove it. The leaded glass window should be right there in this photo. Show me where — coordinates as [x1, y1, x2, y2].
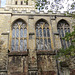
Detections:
[11, 19, 27, 51]
[57, 19, 71, 49]
[35, 19, 52, 50]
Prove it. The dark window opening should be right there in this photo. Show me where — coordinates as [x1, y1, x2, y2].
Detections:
[15, 1, 17, 5]
[21, 1, 23, 5]
[26, 0, 28, 5]
[57, 19, 71, 49]
[35, 19, 52, 50]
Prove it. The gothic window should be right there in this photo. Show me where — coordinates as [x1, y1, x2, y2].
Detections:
[57, 19, 71, 49]
[26, 0, 28, 5]
[21, 1, 23, 5]
[35, 19, 52, 50]
[11, 19, 27, 51]
[15, 1, 17, 5]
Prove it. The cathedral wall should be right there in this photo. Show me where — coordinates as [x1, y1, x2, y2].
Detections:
[8, 56, 28, 75]
[0, 12, 74, 75]
[37, 55, 57, 75]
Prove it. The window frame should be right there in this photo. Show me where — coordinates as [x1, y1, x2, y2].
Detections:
[57, 19, 71, 49]
[9, 19, 28, 52]
[35, 19, 53, 51]
[15, 1, 17, 5]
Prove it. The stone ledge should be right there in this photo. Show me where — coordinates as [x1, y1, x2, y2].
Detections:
[37, 50, 56, 55]
[8, 51, 28, 56]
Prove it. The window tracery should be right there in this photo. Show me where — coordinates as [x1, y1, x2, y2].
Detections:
[11, 19, 27, 51]
[57, 19, 71, 49]
[35, 19, 52, 50]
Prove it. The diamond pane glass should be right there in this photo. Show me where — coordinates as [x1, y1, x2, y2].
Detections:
[20, 39, 23, 51]
[24, 39, 27, 51]
[68, 28, 70, 33]
[24, 28, 27, 38]
[16, 39, 19, 51]
[36, 29, 39, 37]
[40, 39, 43, 50]
[63, 40, 66, 49]
[48, 38, 51, 49]
[65, 28, 67, 33]
[40, 28, 42, 37]
[36, 39, 40, 50]
[44, 39, 48, 50]
[20, 29, 23, 38]
[47, 28, 50, 37]
[43, 28, 46, 37]
[12, 29, 15, 38]
[16, 28, 19, 38]
[11, 39, 15, 51]
[61, 29, 64, 37]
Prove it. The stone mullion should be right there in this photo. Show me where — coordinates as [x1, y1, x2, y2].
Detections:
[38, 28, 41, 50]
[23, 28, 24, 51]
[27, 25, 28, 50]
[42, 23, 45, 50]
[45, 27, 47, 50]
[9, 27, 12, 51]
[14, 27, 16, 51]
[48, 27, 51, 50]
[49, 24, 54, 50]
[19, 25, 20, 51]
[64, 24, 68, 48]
[60, 27, 63, 47]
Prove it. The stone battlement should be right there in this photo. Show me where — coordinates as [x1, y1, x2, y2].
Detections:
[0, 7, 66, 16]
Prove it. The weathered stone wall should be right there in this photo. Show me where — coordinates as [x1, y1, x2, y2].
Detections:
[8, 56, 28, 75]
[37, 55, 57, 75]
[0, 11, 74, 75]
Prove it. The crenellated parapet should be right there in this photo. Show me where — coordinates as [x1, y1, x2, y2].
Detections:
[0, 7, 65, 16]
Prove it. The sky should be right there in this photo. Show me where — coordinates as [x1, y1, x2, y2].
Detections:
[1, 0, 6, 7]
[1, 0, 75, 13]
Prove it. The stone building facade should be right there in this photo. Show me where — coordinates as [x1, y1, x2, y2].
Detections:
[0, 0, 75, 75]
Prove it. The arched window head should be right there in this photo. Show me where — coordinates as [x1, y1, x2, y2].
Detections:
[21, 1, 23, 5]
[57, 19, 71, 49]
[11, 19, 27, 51]
[26, 0, 28, 5]
[15, 1, 17, 5]
[35, 19, 52, 50]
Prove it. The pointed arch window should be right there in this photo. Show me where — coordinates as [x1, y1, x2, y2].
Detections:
[11, 19, 27, 51]
[57, 19, 71, 49]
[15, 1, 17, 5]
[35, 19, 52, 50]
